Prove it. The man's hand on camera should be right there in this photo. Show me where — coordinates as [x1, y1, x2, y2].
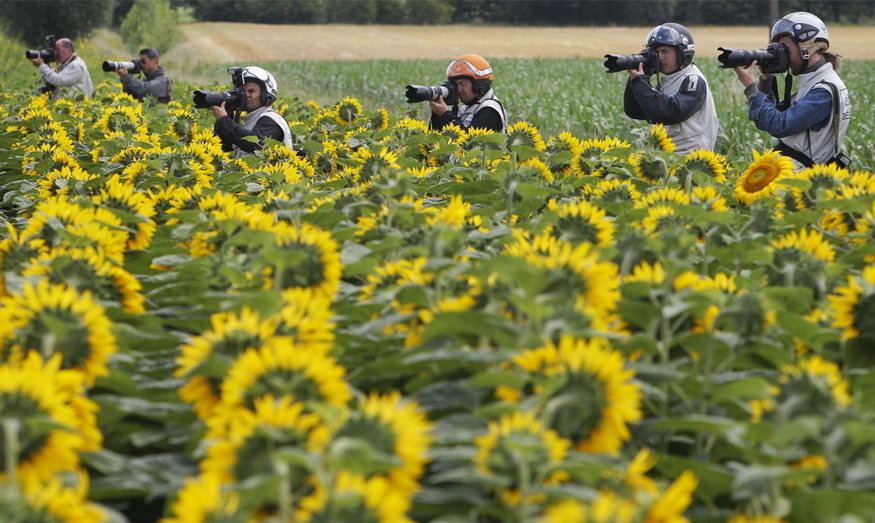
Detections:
[209, 102, 228, 120]
[116, 68, 128, 76]
[30, 56, 43, 66]
[734, 60, 757, 88]
[627, 62, 645, 79]
[428, 97, 450, 116]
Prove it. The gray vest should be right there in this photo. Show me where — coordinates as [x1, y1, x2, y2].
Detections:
[779, 62, 850, 166]
[457, 89, 508, 134]
[657, 64, 718, 153]
[236, 105, 293, 158]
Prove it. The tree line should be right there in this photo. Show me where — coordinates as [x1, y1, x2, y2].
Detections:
[3, 0, 874, 47]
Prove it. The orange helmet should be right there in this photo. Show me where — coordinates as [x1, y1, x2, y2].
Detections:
[446, 54, 493, 95]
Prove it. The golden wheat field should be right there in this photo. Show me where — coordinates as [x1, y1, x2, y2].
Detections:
[169, 22, 875, 62]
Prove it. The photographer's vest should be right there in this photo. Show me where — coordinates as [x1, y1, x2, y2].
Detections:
[41, 55, 93, 99]
[777, 62, 850, 166]
[458, 89, 508, 134]
[657, 64, 717, 153]
[236, 105, 294, 158]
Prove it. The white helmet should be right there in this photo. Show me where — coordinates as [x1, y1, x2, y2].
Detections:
[771, 12, 829, 61]
[241, 66, 278, 105]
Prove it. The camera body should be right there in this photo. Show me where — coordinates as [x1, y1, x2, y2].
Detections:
[405, 80, 458, 105]
[103, 59, 141, 74]
[25, 34, 57, 63]
[604, 47, 658, 75]
[193, 67, 248, 111]
[717, 42, 789, 74]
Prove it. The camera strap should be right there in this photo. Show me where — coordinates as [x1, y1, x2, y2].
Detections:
[771, 73, 794, 111]
[823, 81, 851, 168]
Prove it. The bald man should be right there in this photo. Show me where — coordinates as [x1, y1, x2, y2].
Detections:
[30, 38, 93, 98]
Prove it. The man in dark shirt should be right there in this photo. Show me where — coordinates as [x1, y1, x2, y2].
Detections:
[116, 48, 171, 103]
[209, 66, 293, 157]
[429, 54, 507, 134]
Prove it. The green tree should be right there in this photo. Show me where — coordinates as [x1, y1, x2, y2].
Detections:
[0, 0, 115, 46]
[120, 0, 182, 53]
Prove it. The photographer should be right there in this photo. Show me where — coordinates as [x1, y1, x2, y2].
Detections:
[116, 48, 171, 103]
[30, 38, 93, 99]
[429, 54, 507, 134]
[623, 24, 717, 153]
[733, 12, 850, 168]
[208, 66, 293, 157]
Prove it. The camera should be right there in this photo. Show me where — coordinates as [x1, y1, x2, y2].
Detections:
[405, 80, 458, 105]
[717, 42, 789, 74]
[604, 47, 658, 74]
[193, 67, 247, 110]
[25, 34, 57, 63]
[102, 59, 141, 74]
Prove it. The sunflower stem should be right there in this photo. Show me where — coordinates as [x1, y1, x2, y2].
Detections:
[273, 446, 293, 522]
[516, 451, 531, 522]
[2, 418, 20, 487]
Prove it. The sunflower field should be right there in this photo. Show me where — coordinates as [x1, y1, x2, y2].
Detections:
[3, 32, 875, 523]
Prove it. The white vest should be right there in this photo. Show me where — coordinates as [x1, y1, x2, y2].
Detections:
[779, 62, 850, 165]
[457, 89, 508, 134]
[236, 105, 293, 158]
[657, 64, 718, 153]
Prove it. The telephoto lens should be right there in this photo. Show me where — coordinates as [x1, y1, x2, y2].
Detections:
[102, 60, 139, 72]
[405, 84, 450, 103]
[716, 42, 788, 74]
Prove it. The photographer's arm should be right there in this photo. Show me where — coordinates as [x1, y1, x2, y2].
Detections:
[38, 61, 84, 87]
[746, 87, 832, 138]
[214, 114, 283, 154]
[629, 74, 706, 125]
[624, 77, 648, 120]
[120, 72, 171, 101]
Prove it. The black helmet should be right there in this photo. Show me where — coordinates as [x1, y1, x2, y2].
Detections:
[646, 23, 695, 67]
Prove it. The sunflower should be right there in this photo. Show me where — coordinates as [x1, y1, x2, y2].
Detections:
[546, 132, 581, 177]
[733, 150, 794, 204]
[17, 471, 105, 523]
[91, 175, 157, 250]
[589, 179, 643, 204]
[635, 205, 691, 235]
[546, 199, 615, 247]
[351, 145, 401, 182]
[518, 157, 555, 183]
[507, 121, 547, 151]
[728, 515, 787, 523]
[277, 291, 335, 353]
[20, 196, 129, 263]
[423, 194, 471, 229]
[828, 264, 875, 341]
[0, 225, 44, 296]
[371, 107, 390, 130]
[646, 470, 698, 522]
[0, 352, 86, 484]
[175, 308, 281, 420]
[310, 108, 340, 131]
[768, 228, 835, 291]
[94, 104, 143, 136]
[258, 222, 342, 302]
[359, 257, 433, 303]
[510, 336, 642, 455]
[778, 162, 849, 210]
[629, 151, 670, 184]
[219, 337, 351, 414]
[504, 231, 622, 332]
[161, 474, 241, 523]
[625, 261, 667, 285]
[21, 247, 145, 314]
[690, 185, 729, 212]
[0, 280, 116, 384]
[674, 149, 728, 182]
[645, 123, 676, 153]
[308, 472, 413, 523]
[474, 410, 571, 506]
[331, 391, 432, 496]
[634, 186, 690, 209]
[200, 395, 329, 521]
[673, 271, 737, 293]
[457, 127, 502, 151]
[335, 96, 363, 125]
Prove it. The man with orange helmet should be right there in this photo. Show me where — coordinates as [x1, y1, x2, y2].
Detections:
[624, 23, 718, 153]
[429, 53, 507, 134]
